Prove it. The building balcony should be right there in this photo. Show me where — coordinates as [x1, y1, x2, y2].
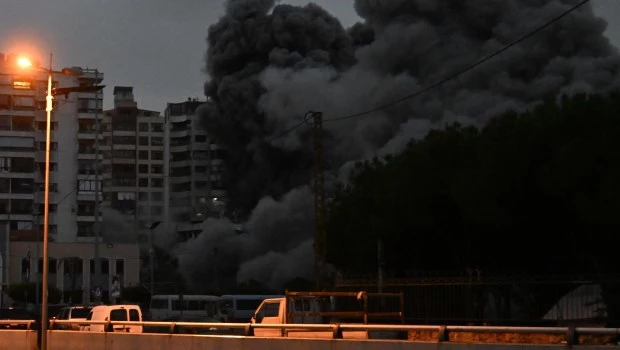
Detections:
[0, 192, 34, 200]
[0, 213, 33, 222]
[169, 129, 190, 138]
[112, 144, 136, 151]
[107, 158, 134, 164]
[77, 132, 103, 140]
[77, 112, 101, 120]
[191, 143, 211, 151]
[76, 215, 98, 222]
[169, 159, 192, 167]
[169, 175, 191, 183]
[34, 191, 60, 203]
[2, 150, 36, 159]
[0, 171, 35, 179]
[168, 114, 190, 123]
[34, 132, 57, 142]
[170, 144, 191, 152]
[0, 130, 36, 138]
[3, 109, 36, 118]
[77, 153, 104, 161]
[104, 185, 138, 193]
[35, 151, 58, 163]
[111, 130, 136, 137]
[76, 191, 102, 201]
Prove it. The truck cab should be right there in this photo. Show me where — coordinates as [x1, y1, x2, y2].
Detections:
[251, 296, 326, 337]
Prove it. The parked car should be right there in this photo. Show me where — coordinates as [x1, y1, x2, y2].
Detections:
[52, 305, 93, 330]
[81, 304, 143, 333]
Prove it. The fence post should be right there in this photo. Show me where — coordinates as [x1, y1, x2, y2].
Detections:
[332, 324, 343, 339]
[566, 326, 577, 348]
[438, 326, 449, 342]
[244, 324, 254, 336]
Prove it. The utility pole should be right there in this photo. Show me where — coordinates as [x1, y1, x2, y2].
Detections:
[310, 111, 326, 290]
[93, 70, 101, 302]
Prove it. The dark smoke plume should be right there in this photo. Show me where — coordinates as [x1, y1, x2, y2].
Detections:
[185, 0, 620, 291]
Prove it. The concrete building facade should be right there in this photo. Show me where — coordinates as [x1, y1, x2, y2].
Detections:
[8, 241, 140, 304]
[0, 53, 141, 305]
[101, 87, 166, 245]
[164, 99, 227, 240]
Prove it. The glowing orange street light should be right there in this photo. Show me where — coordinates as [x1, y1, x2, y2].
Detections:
[16, 56, 33, 68]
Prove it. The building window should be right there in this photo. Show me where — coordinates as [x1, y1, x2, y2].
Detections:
[151, 123, 163, 132]
[139, 192, 149, 201]
[78, 98, 102, 113]
[138, 178, 148, 187]
[13, 96, 35, 109]
[151, 206, 163, 216]
[37, 258, 57, 274]
[21, 258, 30, 274]
[0, 95, 11, 109]
[77, 223, 93, 237]
[116, 260, 125, 275]
[151, 178, 163, 188]
[89, 259, 109, 274]
[138, 150, 149, 160]
[12, 80, 33, 90]
[150, 165, 163, 174]
[195, 135, 206, 143]
[151, 151, 163, 160]
[139, 123, 148, 132]
[77, 180, 101, 194]
[139, 136, 148, 146]
[112, 136, 136, 145]
[151, 192, 163, 201]
[117, 192, 136, 200]
[139, 164, 148, 174]
[151, 137, 163, 146]
[63, 258, 83, 274]
[138, 206, 149, 215]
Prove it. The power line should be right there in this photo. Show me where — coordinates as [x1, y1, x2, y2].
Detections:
[267, 0, 591, 141]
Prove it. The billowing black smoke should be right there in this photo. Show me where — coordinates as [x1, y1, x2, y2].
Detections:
[182, 0, 620, 291]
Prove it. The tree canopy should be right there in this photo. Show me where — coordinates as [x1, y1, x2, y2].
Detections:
[326, 92, 620, 277]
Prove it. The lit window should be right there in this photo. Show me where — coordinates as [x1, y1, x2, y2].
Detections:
[13, 81, 32, 90]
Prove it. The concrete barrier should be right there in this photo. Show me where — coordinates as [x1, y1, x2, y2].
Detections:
[3, 330, 620, 350]
[42, 331, 620, 350]
[0, 330, 38, 350]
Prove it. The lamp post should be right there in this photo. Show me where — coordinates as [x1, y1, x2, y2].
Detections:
[17, 54, 105, 350]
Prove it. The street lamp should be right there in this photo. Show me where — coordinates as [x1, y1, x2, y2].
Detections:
[17, 54, 104, 350]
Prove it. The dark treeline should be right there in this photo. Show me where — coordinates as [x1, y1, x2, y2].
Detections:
[326, 92, 620, 322]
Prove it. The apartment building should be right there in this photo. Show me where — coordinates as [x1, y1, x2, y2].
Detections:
[164, 98, 227, 240]
[101, 86, 166, 245]
[0, 53, 139, 305]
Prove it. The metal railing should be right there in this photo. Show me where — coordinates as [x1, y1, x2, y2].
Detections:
[1, 319, 620, 345]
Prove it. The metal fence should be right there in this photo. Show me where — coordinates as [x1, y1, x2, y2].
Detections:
[334, 272, 620, 326]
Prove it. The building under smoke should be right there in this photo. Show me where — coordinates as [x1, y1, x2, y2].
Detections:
[177, 0, 620, 292]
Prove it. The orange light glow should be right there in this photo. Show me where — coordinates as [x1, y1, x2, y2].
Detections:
[17, 57, 33, 68]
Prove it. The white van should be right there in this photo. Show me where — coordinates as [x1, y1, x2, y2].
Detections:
[82, 304, 143, 333]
